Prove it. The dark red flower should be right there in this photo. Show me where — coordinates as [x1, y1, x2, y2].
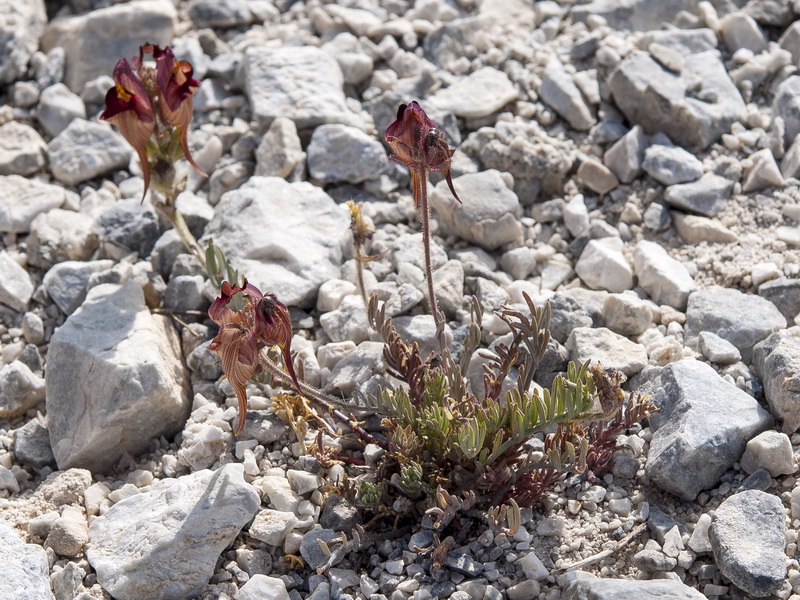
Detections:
[385, 101, 461, 204]
[208, 280, 301, 434]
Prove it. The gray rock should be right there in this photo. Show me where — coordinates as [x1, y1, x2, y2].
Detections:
[609, 51, 744, 151]
[719, 12, 767, 54]
[758, 277, 800, 321]
[459, 117, 574, 204]
[48, 120, 131, 186]
[21, 313, 46, 345]
[255, 117, 305, 179]
[549, 293, 594, 344]
[244, 46, 360, 129]
[0, 121, 47, 176]
[187, 0, 253, 28]
[577, 159, 619, 195]
[162, 275, 207, 313]
[563, 575, 707, 600]
[645, 359, 771, 501]
[672, 212, 737, 244]
[754, 328, 800, 433]
[632, 548, 676, 572]
[46, 281, 191, 473]
[565, 327, 648, 377]
[51, 561, 83, 600]
[37, 84, 86, 138]
[698, 331, 741, 365]
[779, 21, 800, 65]
[774, 76, 800, 146]
[431, 169, 523, 251]
[445, 553, 483, 577]
[538, 61, 595, 131]
[602, 293, 652, 337]
[384, 282, 424, 317]
[0, 175, 68, 233]
[572, 0, 704, 30]
[0, 0, 47, 85]
[0, 251, 34, 312]
[710, 490, 786, 597]
[663, 173, 733, 217]
[321, 32, 374, 86]
[423, 16, 492, 70]
[308, 124, 387, 184]
[319, 495, 360, 531]
[201, 177, 349, 308]
[394, 314, 451, 360]
[603, 125, 647, 183]
[575, 237, 632, 293]
[685, 287, 786, 363]
[300, 528, 341, 570]
[633, 240, 696, 310]
[326, 340, 384, 395]
[45, 508, 88, 558]
[0, 360, 45, 418]
[643, 201, 671, 231]
[27, 209, 99, 269]
[12, 419, 55, 468]
[433, 259, 465, 318]
[88, 464, 259, 600]
[239, 411, 285, 444]
[40, 0, 176, 93]
[42, 259, 115, 315]
[0, 521, 54, 600]
[743, 148, 784, 193]
[424, 68, 514, 120]
[391, 232, 448, 273]
[642, 144, 703, 185]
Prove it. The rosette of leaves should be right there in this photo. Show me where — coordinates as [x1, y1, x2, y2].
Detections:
[360, 292, 656, 522]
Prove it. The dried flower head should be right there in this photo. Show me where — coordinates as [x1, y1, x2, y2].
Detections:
[384, 101, 460, 204]
[208, 280, 300, 433]
[101, 43, 205, 199]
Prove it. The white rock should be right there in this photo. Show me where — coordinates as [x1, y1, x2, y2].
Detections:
[201, 177, 349, 308]
[689, 513, 713, 553]
[0, 360, 45, 418]
[563, 194, 590, 237]
[720, 12, 767, 54]
[0, 521, 54, 600]
[317, 341, 357, 370]
[740, 431, 795, 477]
[255, 117, 304, 179]
[0, 251, 34, 312]
[516, 551, 548, 580]
[698, 331, 741, 365]
[46, 281, 190, 473]
[566, 327, 648, 376]
[244, 46, 361, 128]
[249, 509, 299, 546]
[603, 293, 652, 336]
[0, 121, 47, 175]
[262, 475, 301, 512]
[27, 208, 99, 269]
[742, 148, 784, 193]
[236, 575, 289, 600]
[426, 67, 518, 119]
[320, 295, 370, 344]
[634, 240, 696, 310]
[500, 247, 537, 281]
[37, 83, 86, 138]
[47, 119, 131, 186]
[88, 464, 259, 600]
[575, 237, 632, 293]
[307, 124, 388, 184]
[539, 60, 595, 131]
[0, 175, 66, 233]
[40, 0, 176, 92]
[603, 125, 647, 184]
[286, 469, 322, 495]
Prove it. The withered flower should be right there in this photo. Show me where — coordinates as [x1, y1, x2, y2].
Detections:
[100, 43, 205, 199]
[384, 101, 460, 205]
[208, 280, 301, 434]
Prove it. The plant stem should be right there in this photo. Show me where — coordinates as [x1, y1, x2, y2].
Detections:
[355, 258, 368, 306]
[414, 168, 443, 333]
[158, 194, 204, 265]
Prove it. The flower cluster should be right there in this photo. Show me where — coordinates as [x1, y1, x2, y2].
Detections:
[100, 43, 205, 198]
[208, 280, 300, 433]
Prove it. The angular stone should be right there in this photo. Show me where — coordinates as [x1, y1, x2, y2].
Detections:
[774, 76, 800, 146]
[698, 331, 741, 365]
[645, 360, 771, 501]
[11, 419, 55, 468]
[539, 60, 594, 131]
[307, 124, 387, 184]
[577, 159, 618, 195]
[572, 0, 705, 31]
[427, 67, 518, 120]
[633, 240, 696, 310]
[255, 117, 304, 179]
[641, 144, 703, 185]
[719, 12, 767, 54]
[88, 464, 259, 600]
[249, 509, 298, 546]
[201, 177, 349, 308]
[754, 328, 800, 433]
[244, 46, 359, 129]
[237, 575, 290, 600]
[672, 212, 737, 244]
[602, 293, 652, 337]
[46, 281, 191, 473]
[48, 119, 131, 186]
[663, 173, 733, 217]
[758, 277, 800, 321]
[37, 83, 86, 138]
[40, 0, 176, 93]
[27, 209, 99, 269]
[563, 575, 707, 600]
[740, 431, 794, 477]
[0, 521, 54, 600]
[0, 360, 45, 418]
[0, 251, 34, 312]
[431, 169, 523, 251]
[321, 32, 374, 86]
[743, 148, 784, 193]
[326, 341, 384, 396]
[0, 175, 67, 233]
[575, 237, 632, 293]
[0, 0, 47, 85]
[565, 327, 648, 377]
[187, 0, 253, 28]
[710, 490, 786, 597]
[609, 51, 744, 151]
[42, 259, 115, 316]
[685, 287, 786, 363]
[0, 121, 47, 176]
[603, 125, 647, 183]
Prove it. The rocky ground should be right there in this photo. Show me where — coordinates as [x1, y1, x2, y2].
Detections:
[2, 0, 800, 599]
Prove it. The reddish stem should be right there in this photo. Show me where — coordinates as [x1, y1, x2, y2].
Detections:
[413, 168, 443, 333]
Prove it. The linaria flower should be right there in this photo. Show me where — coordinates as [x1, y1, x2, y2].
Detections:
[384, 101, 461, 204]
[208, 280, 300, 434]
[100, 43, 205, 199]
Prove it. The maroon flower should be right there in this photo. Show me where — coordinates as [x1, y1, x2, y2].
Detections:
[208, 280, 301, 434]
[384, 101, 460, 204]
